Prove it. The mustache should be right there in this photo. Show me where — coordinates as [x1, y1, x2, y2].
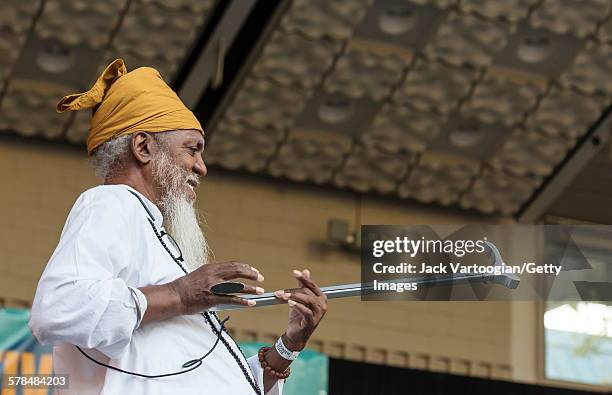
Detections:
[152, 150, 199, 198]
[186, 174, 200, 187]
[173, 164, 199, 187]
[168, 166, 199, 189]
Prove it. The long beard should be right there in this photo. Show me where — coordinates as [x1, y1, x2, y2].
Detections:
[151, 150, 209, 272]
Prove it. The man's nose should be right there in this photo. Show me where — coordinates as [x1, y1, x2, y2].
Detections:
[194, 154, 207, 177]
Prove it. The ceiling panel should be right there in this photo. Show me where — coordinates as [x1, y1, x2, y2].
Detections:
[362, 104, 446, 154]
[224, 76, 307, 131]
[35, 0, 125, 49]
[560, 41, 612, 95]
[0, 79, 74, 139]
[268, 128, 352, 184]
[334, 144, 414, 194]
[398, 153, 480, 206]
[529, 0, 611, 38]
[1, 0, 611, 221]
[490, 128, 573, 178]
[251, 30, 341, 92]
[524, 87, 607, 141]
[205, 119, 283, 172]
[424, 12, 510, 67]
[458, 0, 538, 23]
[393, 59, 478, 114]
[460, 168, 542, 215]
[459, 71, 545, 127]
[0, 0, 217, 144]
[204, 0, 612, 217]
[324, 42, 411, 101]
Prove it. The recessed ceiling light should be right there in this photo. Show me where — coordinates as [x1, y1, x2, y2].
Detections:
[317, 96, 353, 124]
[449, 123, 484, 148]
[378, 7, 417, 35]
[517, 36, 552, 64]
[36, 41, 74, 73]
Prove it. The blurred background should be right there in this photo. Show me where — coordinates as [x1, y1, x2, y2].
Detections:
[0, 0, 610, 393]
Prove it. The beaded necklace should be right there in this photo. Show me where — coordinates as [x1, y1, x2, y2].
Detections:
[129, 190, 262, 395]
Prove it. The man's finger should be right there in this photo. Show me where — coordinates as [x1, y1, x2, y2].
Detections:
[288, 293, 323, 312]
[274, 290, 291, 301]
[220, 295, 257, 307]
[241, 285, 265, 295]
[219, 261, 264, 282]
[288, 299, 314, 320]
[289, 284, 315, 297]
[292, 269, 324, 297]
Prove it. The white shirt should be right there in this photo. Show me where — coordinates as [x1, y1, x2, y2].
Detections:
[29, 184, 282, 395]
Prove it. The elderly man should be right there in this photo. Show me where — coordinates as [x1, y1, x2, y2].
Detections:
[29, 59, 327, 394]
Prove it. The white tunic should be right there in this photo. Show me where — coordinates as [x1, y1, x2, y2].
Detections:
[29, 184, 282, 395]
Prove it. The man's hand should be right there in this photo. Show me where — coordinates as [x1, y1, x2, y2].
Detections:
[139, 261, 264, 323]
[170, 261, 265, 315]
[273, 269, 327, 351]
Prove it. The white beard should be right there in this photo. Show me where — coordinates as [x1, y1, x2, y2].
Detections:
[152, 150, 209, 272]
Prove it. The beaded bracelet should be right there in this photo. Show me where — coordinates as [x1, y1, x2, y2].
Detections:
[258, 346, 291, 380]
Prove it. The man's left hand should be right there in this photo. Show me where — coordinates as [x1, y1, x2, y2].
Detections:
[274, 269, 327, 351]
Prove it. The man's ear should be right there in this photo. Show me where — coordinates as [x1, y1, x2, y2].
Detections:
[131, 132, 156, 165]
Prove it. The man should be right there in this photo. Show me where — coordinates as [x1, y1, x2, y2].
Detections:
[29, 59, 327, 394]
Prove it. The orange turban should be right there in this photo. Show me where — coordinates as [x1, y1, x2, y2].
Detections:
[56, 58, 204, 155]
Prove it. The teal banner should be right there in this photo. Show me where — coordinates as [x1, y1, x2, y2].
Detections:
[0, 308, 328, 394]
[0, 308, 54, 395]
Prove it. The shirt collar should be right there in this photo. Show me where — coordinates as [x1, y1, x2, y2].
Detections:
[119, 184, 164, 228]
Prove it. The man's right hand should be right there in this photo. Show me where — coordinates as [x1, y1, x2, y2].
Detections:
[139, 261, 264, 323]
[170, 261, 265, 315]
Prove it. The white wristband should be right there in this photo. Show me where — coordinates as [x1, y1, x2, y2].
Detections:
[275, 337, 300, 361]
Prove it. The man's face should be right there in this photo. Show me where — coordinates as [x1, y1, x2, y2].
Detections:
[148, 129, 210, 269]
[152, 129, 207, 202]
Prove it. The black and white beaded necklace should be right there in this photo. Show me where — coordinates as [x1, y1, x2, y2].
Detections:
[128, 190, 262, 395]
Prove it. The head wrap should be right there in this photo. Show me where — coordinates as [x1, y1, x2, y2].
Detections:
[56, 58, 204, 155]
